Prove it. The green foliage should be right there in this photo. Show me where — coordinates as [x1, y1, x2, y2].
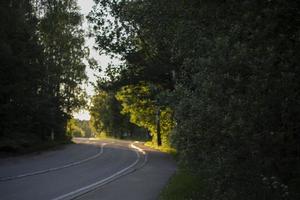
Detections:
[116, 83, 174, 147]
[89, 90, 145, 139]
[159, 170, 207, 200]
[90, 91, 117, 135]
[76, 120, 94, 138]
[88, 0, 177, 146]
[167, 0, 300, 199]
[88, 0, 178, 90]
[38, 0, 88, 115]
[67, 119, 92, 137]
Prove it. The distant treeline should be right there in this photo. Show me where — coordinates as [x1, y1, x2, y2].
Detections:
[88, 0, 300, 199]
[67, 119, 94, 138]
[89, 90, 149, 140]
[0, 0, 88, 151]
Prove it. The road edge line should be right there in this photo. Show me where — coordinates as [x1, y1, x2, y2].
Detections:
[52, 142, 145, 200]
[0, 143, 107, 182]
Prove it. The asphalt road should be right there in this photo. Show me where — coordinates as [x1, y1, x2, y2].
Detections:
[0, 138, 176, 200]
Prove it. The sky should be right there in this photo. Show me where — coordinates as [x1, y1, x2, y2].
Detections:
[73, 0, 119, 121]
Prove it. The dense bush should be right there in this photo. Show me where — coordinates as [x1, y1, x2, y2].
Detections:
[172, 1, 300, 199]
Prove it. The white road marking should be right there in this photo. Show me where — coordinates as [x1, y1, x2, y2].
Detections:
[52, 142, 146, 200]
[131, 141, 146, 155]
[0, 143, 107, 182]
[131, 142, 148, 169]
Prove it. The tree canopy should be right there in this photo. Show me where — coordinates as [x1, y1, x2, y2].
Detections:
[89, 89, 147, 139]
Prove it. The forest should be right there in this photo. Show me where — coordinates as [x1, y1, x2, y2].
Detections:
[1, 0, 299, 199]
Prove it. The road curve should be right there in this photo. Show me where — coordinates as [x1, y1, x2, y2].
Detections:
[0, 138, 176, 200]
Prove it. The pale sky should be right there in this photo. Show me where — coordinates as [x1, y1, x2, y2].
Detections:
[73, 0, 120, 121]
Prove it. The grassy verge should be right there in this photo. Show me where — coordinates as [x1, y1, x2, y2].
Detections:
[95, 132, 148, 142]
[159, 169, 206, 200]
[144, 141, 177, 155]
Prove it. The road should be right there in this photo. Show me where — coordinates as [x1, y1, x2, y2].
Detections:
[0, 138, 176, 200]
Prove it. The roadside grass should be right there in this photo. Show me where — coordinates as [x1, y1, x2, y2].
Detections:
[144, 141, 177, 155]
[95, 133, 115, 140]
[159, 169, 206, 200]
[95, 132, 148, 142]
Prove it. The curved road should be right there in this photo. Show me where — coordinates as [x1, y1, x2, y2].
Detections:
[0, 138, 176, 200]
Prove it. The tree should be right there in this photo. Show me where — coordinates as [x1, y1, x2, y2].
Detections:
[38, 0, 88, 114]
[37, 0, 88, 139]
[89, 90, 143, 138]
[0, 0, 51, 148]
[0, 0, 89, 151]
[88, 0, 177, 146]
[87, 0, 179, 90]
[116, 83, 174, 147]
[67, 118, 84, 137]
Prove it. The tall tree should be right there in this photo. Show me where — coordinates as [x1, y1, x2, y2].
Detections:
[88, 0, 179, 90]
[37, 0, 88, 139]
[88, 0, 177, 146]
[0, 0, 89, 150]
[0, 0, 49, 147]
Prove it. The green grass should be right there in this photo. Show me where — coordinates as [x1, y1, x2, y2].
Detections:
[144, 141, 177, 155]
[159, 169, 206, 200]
[95, 132, 148, 142]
